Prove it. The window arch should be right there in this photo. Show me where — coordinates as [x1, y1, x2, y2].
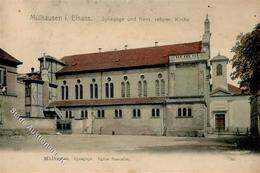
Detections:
[138, 81, 142, 97]
[155, 80, 160, 96]
[121, 82, 125, 97]
[216, 64, 223, 76]
[138, 75, 148, 97]
[90, 78, 98, 99]
[121, 76, 131, 98]
[126, 81, 130, 97]
[143, 80, 147, 97]
[155, 74, 165, 96]
[105, 77, 114, 98]
[75, 79, 83, 99]
[61, 81, 69, 100]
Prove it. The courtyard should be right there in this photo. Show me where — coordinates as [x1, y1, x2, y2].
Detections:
[0, 134, 259, 173]
[0, 134, 256, 153]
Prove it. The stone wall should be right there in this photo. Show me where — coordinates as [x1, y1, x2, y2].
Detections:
[166, 103, 206, 136]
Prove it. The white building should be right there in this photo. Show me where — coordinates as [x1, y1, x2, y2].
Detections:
[209, 53, 251, 135]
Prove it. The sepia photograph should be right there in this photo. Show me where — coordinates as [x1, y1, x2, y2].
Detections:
[0, 0, 260, 172]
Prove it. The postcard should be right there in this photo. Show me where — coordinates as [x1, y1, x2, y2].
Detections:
[0, 0, 260, 172]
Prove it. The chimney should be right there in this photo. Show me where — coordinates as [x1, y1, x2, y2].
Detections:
[98, 48, 102, 53]
[43, 53, 46, 69]
[31, 67, 35, 73]
[124, 45, 128, 50]
[155, 41, 158, 47]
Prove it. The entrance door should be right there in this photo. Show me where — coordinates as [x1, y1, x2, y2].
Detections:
[215, 114, 225, 132]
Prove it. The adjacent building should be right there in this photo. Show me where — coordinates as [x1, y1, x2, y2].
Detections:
[209, 53, 251, 135]
[0, 48, 24, 135]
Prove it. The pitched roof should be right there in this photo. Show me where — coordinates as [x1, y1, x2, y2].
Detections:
[228, 84, 243, 94]
[0, 48, 23, 66]
[210, 83, 248, 96]
[47, 97, 165, 108]
[56, 41, 202, 74]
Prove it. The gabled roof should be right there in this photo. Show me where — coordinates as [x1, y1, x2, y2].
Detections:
[210, 83, 249, 96]
[228, 84, 243, 95]
[0, 48, 23, 66]
[56, 41, 202, 75]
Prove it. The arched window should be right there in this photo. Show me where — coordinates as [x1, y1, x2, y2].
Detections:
[65, 86, 69, 100]
[105, 77, 114, 98]
[94, 84, 98, 98]
[138, 75, 148, 97]
[138, 81, 142, 97]
[161, 79, 165, 96]
[90, 79, 98, 99]
[75, 80, 83, 99]
[155, 80, 160, 96]
[110, 83, 114, 98]
[216, 64, 223, 76]
[61, 81, 69, 100]
[80, 85, 83, 99]
[121, 82, 125, 97]
[155, 74, 165, 96]
[126, 81, 130, 97]
[75, 85, 78, 99]
[143, 80, 147, 97]
[121, 76, 131, 98]
[105, 83, 109, 98]
[90, 84, 93, 98]
[61, 86, 64, 100]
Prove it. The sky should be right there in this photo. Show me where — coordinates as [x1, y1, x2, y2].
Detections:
[1, 0, 260, 86]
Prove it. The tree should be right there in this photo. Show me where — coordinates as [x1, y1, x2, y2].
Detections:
[230, 23, 260, 94]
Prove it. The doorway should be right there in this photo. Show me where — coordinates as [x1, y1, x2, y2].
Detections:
[215, 114, 225, 132]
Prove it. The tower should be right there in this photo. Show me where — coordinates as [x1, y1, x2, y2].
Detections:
[202, 14, 211, 58]
[210, 52, 229, 91]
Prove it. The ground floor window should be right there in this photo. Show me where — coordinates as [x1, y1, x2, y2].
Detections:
[56, 121, 71, 131]
[152, 108, 160, 117]
[65, 111, 72, 119]
[115, 109, 122, 118]
[133, 109, 141, 118]
[177, 107, 192, 117]
[97, 109, 105, 118]
[81, 110, 88, 119]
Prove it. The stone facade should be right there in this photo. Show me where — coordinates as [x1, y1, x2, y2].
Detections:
[2, 15, 251, 137]
[209, 54, 251, 135]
